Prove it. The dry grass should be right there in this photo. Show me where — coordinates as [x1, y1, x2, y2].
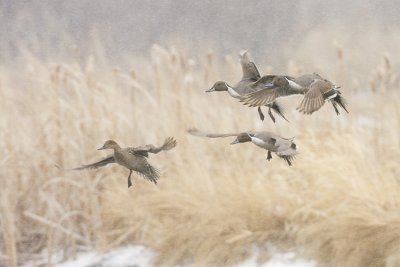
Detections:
[0, 40, 400, 267]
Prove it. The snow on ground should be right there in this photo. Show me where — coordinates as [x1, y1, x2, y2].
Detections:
[234, 250, 315, 267]
[56, 246, 155, 267]
[24, 245, 315, 267]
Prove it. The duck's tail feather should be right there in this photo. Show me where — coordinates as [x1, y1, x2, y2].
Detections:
[281, 154, 296, 166]
[331, 101, 340, 115]
[276, 140, 298, 166]
[331, 92, 349, 115]
[137, 163, 160, 184]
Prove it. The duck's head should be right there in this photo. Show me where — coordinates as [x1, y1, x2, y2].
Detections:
[98, 140, 120, 150]
[230, 133, 252, 144]
[264, 76, 289, 88]
[206, 81, 229, 92]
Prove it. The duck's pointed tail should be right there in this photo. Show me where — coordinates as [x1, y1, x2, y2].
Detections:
[276, 141, 298, 166]
[139, 163, 160, 184]
[331, 92, 349, 115]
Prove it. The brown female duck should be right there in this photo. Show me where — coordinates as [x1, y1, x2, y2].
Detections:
[70, 137, 177, 187]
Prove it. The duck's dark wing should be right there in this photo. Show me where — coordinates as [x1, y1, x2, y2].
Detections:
[240, 51, 261, 81]
[252, 75, 277, 87]
[241, 87, 280, 107]
[133, 137, 177, 157]
[242, 75, 298, 107]
[253, 75, 297, 87]
[70, 155, 115, 170]
[187, 128, 239, 138]
[297, 79, 330, 114]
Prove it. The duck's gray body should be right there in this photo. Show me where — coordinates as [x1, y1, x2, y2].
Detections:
[207, 51, 288, 122]
[187, 128, 297, 166]
[249, 132, 295, 154]
[241, 73, 348, 115]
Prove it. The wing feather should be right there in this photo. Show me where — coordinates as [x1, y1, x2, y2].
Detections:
[240, 51, 261, 81]
[69, 155, 115, 170]
[187, 128, 239, 138]
[135, 162, 160, 184]
[241, 88, 280, 107]
[133, 137, 177, 156]
[297, 80, 327, 114]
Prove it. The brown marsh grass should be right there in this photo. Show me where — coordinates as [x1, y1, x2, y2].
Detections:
[1, 40, 400, 267]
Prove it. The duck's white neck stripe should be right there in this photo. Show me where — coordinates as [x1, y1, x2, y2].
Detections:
[250, 136, 267, 146]
[227, 85, 241, 98]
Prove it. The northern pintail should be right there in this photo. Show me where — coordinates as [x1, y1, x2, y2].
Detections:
[68, 137, 177, 187]
[240, 73, 349, 115]
[206, 51, 288, 123]
[188, 128, 297, 166]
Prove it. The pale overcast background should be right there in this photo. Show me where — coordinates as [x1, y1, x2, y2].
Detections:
[1, 1, 399, 68]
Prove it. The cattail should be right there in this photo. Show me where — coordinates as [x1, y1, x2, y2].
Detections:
[383, 54, 391, 71]
[336, 46, 343, 61]
[113, 67, 120, 74]
[265, 65, 273, 74]
[377, 68, 384, 82]
[207, 50, 214, 66]
[333, 41, 344, 61]
[287, 60, 302, 76]
[170, 51, 178, 65]
[369, 79, 376, 92]
[130, 70, 137, 80]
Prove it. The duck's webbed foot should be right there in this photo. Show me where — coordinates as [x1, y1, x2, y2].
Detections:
[268, 107, 276, 123]
[257, 107, 265, 121]
[270, 102, 289, 122]
[127, 170, 133, 188]
[267, 151, 272, 161]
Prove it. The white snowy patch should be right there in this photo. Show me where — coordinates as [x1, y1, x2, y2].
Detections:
[55, 246, 155, 267]
[23, 246, 155, 267]
[24, 246, 315, 267]
[235, 251, 315, 267]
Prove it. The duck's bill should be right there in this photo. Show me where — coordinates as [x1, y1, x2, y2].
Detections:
[230, 139, 240, 145]
[97, 146, 106, 150]
[205, 87, 215, 92]
[264, 82, 274, 88]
